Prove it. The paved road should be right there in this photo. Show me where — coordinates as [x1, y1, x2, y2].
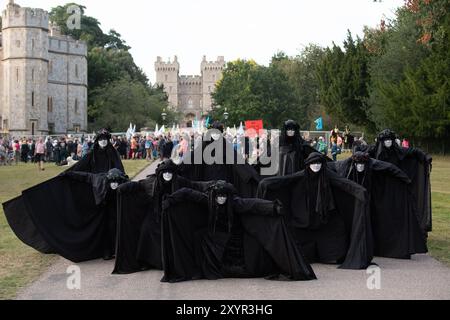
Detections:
[16, 161, 450, 300]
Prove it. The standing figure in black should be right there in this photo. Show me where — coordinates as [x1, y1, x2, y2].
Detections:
[70, 128, 124, 174]
[258, 152, 372, 270]
[278, 120, 317, 177]
[368, 129, 432, 234]
[331, 151, 428, 259]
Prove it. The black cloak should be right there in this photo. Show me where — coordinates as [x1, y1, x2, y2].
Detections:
[113, 160, 213, 274]
[69, 129, 124, 174]
[179, 135, 262, 198]
[257, 152, 372, 270]
[330, 152, 428, 259]
[368, 129, 432, 233]
[160, 182, 316, 283]
[278, 120, 318, 177]
[2, 170, 129, 262]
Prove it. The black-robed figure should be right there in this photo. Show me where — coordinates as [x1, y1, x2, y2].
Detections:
[331, 152, 428, 259]
[368, 129, 432, 234]
[258, 152, 373, 270]
[69, 128, 124, 174]
[3, 169, 129, 262]
[278, 120, 318, 176]
[161, 181, 316, 283]
[179, 121, 261, 198]
[113, 160, 212, 274]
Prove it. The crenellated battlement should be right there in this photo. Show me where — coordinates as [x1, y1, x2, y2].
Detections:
[155, 56, 179, 72]
[2, 1, 49, 31]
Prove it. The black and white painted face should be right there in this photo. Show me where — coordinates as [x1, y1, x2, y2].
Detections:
[216, 195, 228, 206]
[309, 163, 322, 173]
[356, 163, 365, 173]
[384, 139, 393, 149]
[98, 139, 108, 149]
[110, 182, 119, 190]
[211, 133, 221, 141]
[286, 130, 296, 137]
[163, 172, 173, 182]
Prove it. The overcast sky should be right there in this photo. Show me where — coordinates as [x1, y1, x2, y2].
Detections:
[2, 0, 405, 83]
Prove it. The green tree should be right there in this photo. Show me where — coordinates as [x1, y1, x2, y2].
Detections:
[210, 60, 299, 128]
[317, 32, 375, 131]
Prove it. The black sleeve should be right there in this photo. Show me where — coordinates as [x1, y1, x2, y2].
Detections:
[233, 197, 281, 217]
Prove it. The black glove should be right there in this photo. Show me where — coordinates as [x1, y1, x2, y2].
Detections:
[162, 198, 171, 211]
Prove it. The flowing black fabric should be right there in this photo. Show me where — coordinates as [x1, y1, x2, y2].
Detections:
[179, 137, 261, 197]
[368, 144, 433, 233]
[68, 144, 124, 174]
[113, 175, 213, 274]
[3, 172, 118, 262]
[161, 188, 317, 283]
[331, 158, 428, 259]
[257, 168, 372, 270]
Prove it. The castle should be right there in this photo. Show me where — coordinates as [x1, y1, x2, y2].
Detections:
[155, 55, 225, 126]
[0, 1, 88, 137]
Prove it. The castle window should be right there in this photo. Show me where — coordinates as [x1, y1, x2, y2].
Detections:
[32, 69, 35, 82]
[75, 64, 79, 78]
[3, 119, 8, 131]
[188, 98, 193, 109]
[0, 117, 2, 130]
[74, 125, 81, 133]
[31, 92, 35, 107]
[48, 97, 53, 113]
[75, 99, 79, 114]
[49, 61, 53, 74]
[32, 39, 35, 50]
[16, 68, 19, 83]
[48, 123, 55, 135]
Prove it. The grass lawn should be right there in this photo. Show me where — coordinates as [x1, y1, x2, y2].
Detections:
[0, 160, 149, 300]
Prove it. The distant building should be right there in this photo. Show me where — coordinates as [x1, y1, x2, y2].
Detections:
[0, 1, 88, 137]
[155, 55, 225, 127]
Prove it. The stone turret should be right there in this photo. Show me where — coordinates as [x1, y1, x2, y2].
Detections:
[155, 56, 180, 108]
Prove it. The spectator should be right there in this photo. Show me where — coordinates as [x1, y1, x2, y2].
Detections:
[13, 140, 20, 165]
[35, 137, 46, 171]
[145, 136, 153, 161]
[316, 137, 328, 156]
[331, 142, 341, 162]
[21, 139, 30, 163]
[402, 139, 410, 148]
[45, 138, 54, 162]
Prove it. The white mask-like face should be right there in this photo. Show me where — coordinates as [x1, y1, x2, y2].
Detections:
[286, 130, 295, 137]
[309, 163, 322, 173]
[356, 163, 365, 173]
[211, 133, 221, 141]
[216, 196, 227, 206]
[98, 139, 108, 149]
[110, 182, 119, 190]
[163, 172, 173, 182]
[384, 140, 393, 148]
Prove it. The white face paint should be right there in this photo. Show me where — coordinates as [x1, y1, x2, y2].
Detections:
[110, 182, 119, 190]
[309, 163, 322, 173]
[286, 130, 296, 137]
[211, 133, 221, 141]
[98, 139, 108, 149]
[163, 172, 173, 182]
[356, 164, 366, 173]
[216, 196, 227, 206]
[384, 140, 393, 148]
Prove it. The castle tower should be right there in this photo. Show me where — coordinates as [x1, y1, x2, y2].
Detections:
[201, 56, 225, 115]
[155, 56, 179, 109]
[1, 0, 49, 136]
